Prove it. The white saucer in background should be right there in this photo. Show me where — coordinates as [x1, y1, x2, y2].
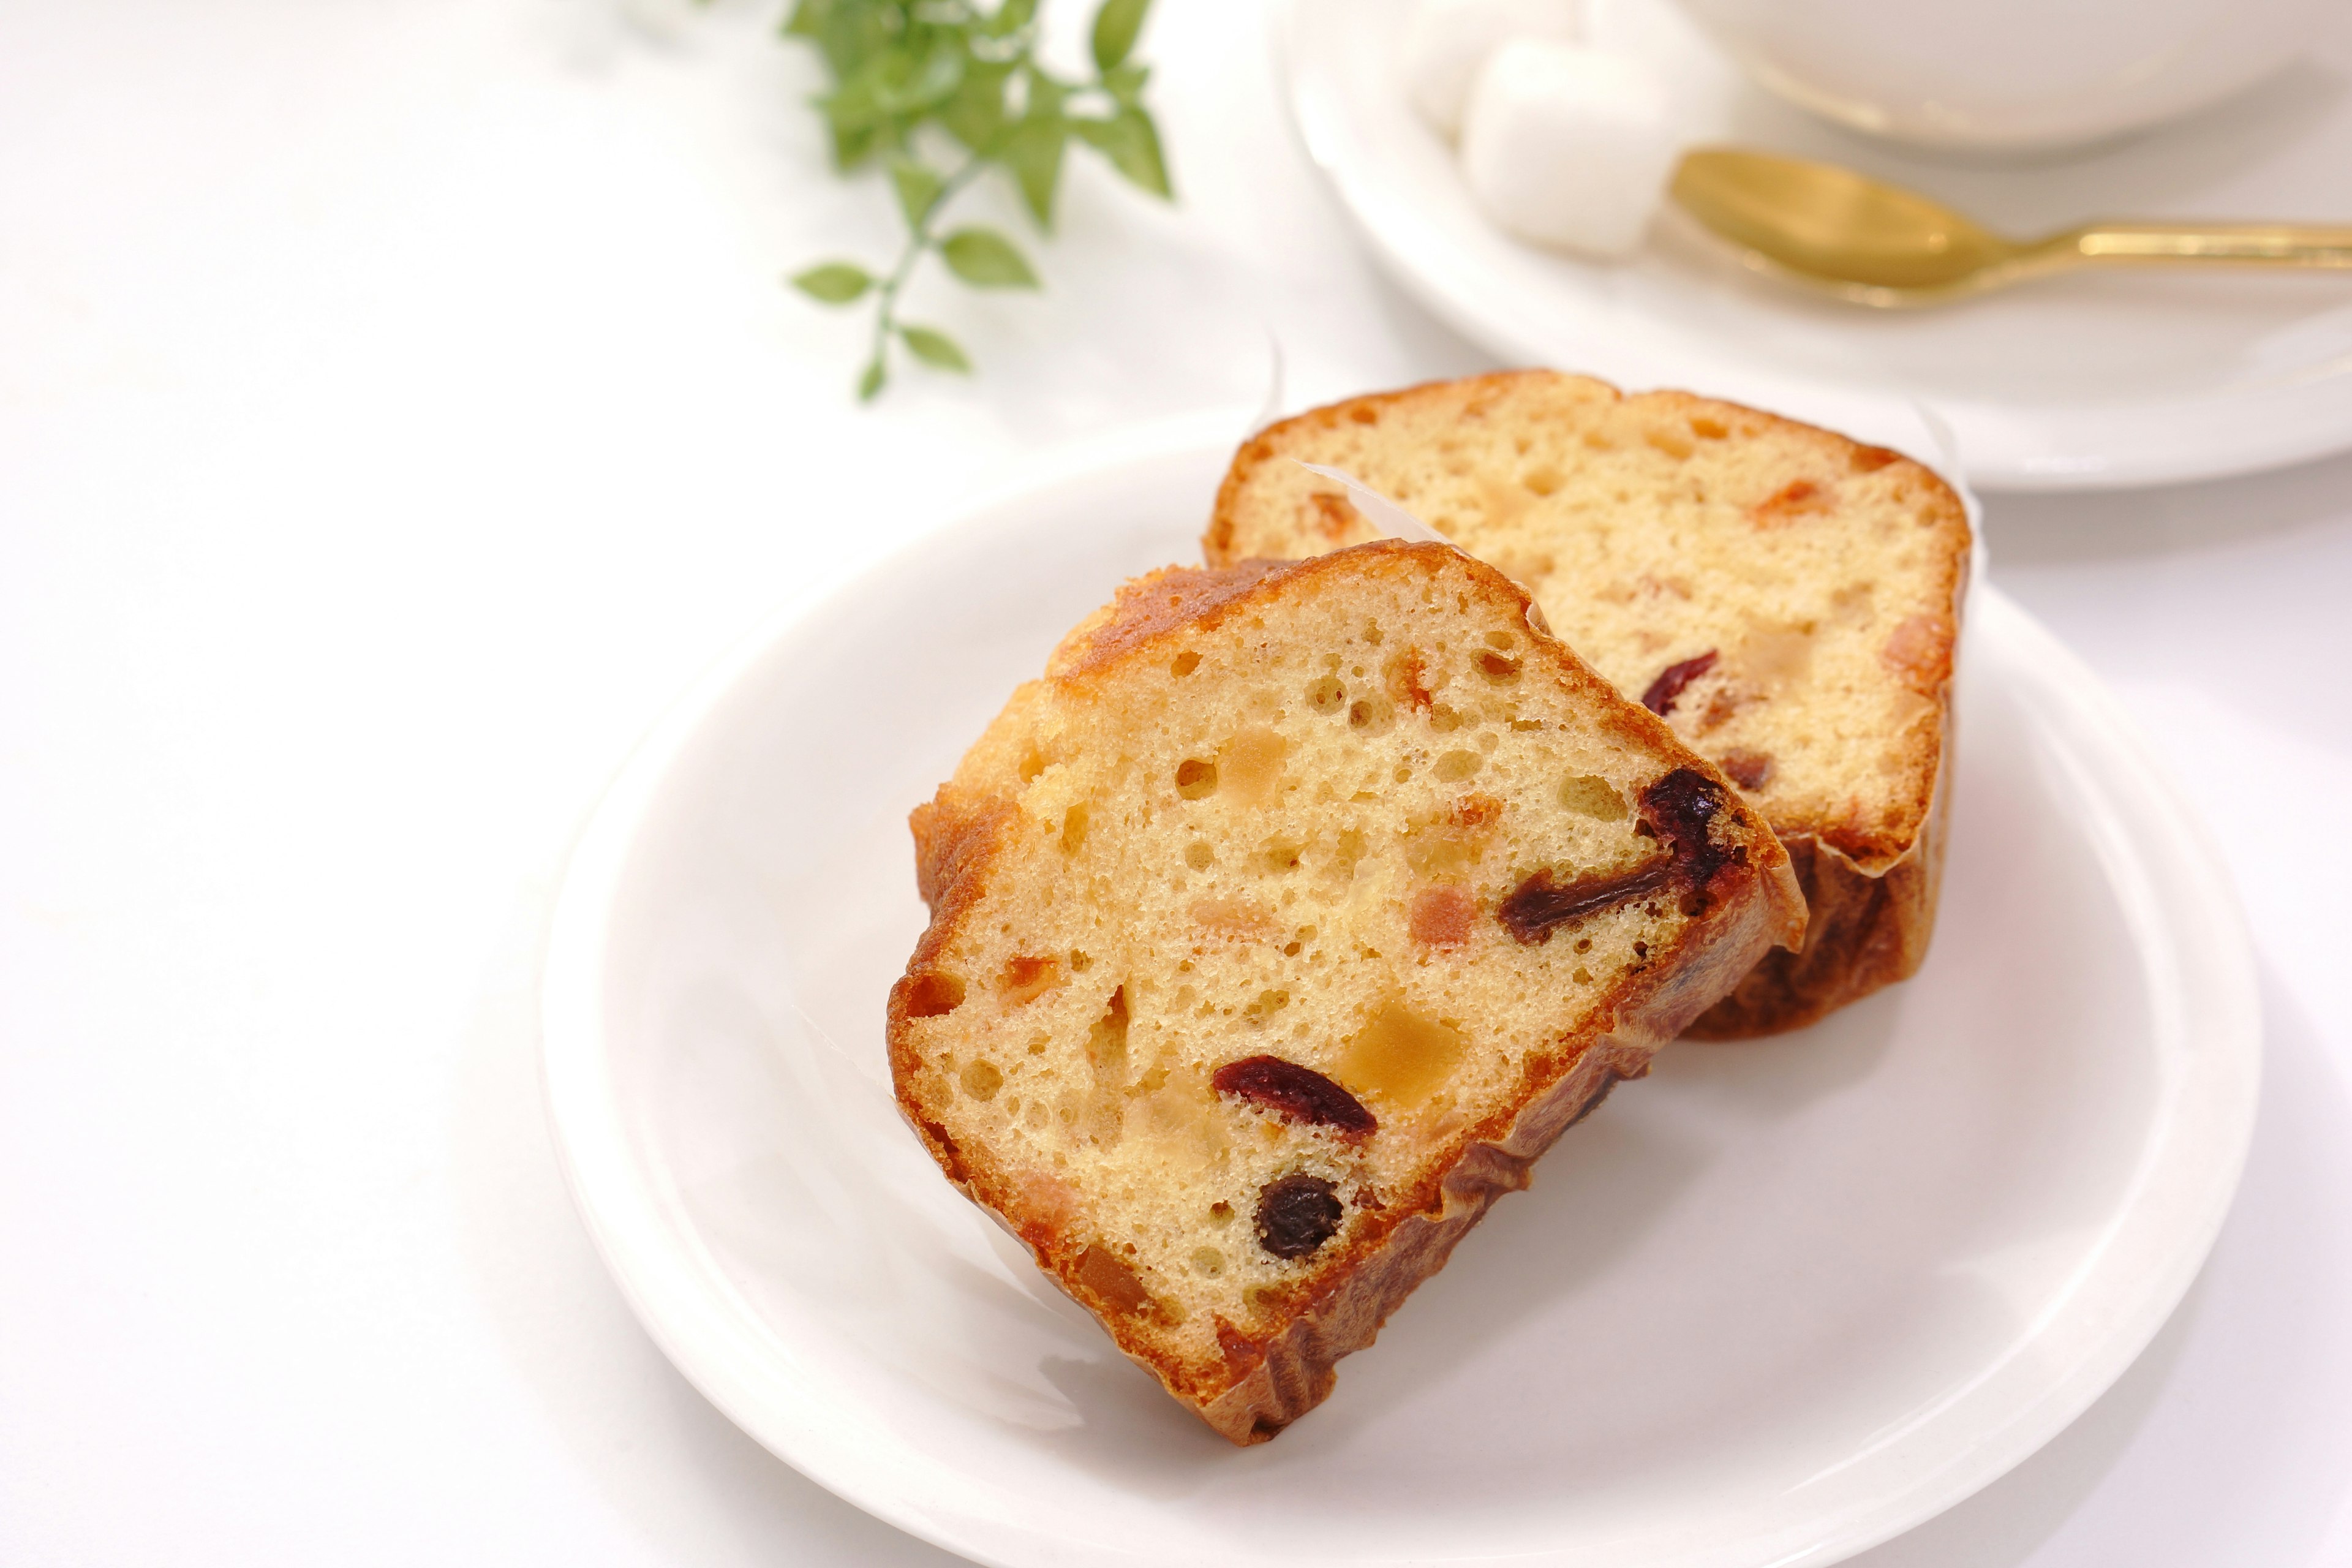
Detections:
[541, 416, 2258, 1567]
[1277, 0, 2352, 492]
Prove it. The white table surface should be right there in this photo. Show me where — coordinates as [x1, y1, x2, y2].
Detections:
[5, 2, 2350, 1562]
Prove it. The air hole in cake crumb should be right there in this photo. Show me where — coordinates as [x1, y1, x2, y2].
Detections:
[1363, 622, 1383, 645]
[1069, 950, 1091, 972]
[959, 1060, 1003, 1101]
[1306, 675, 1347, 714]
[1477, 652, 1521, 681]
[1428, 703, 1464, 733]
[1477, 732, 1499, 755]
[1283, 941, 1302, 957]
[1574, 967, 1593, 984]
[904, 973, 964, 1017]
[1434, 750, 1481, 782]
[1175, 759, 1219, 799]
[1060, 804, 1088, 854]
[1574, 937, 1592, 952]
[1185, 841, 1214, 870]
[1210, 1201, 1234, 1222]
[1646, 429, 1695, 459]
[1485, 629, 1517, 650]
[1690, 415, 1728, 439]
[1171, 649, 1200, 677]
[1393, 764, 1412, 783]
[1255, 837, 1306, 875]
[1192, 1248, 1226, 1276]
[1087, 988, 1129, 1084]
[1522, 465, 1563, 496]
[1349, 696, 1395, 732]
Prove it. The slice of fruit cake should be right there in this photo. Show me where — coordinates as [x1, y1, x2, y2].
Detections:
[888, 540, 1803, 1442]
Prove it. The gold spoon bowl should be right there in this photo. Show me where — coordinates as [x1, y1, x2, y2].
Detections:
[1670, 148, 2352, 307]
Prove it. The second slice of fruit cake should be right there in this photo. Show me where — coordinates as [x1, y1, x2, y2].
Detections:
[1205, 372, 1971, 1036]
[888, 541, 1804, 1443]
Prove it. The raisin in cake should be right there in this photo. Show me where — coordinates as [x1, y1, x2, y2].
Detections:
[1205, 371, 1969, 1037]
[888, 541, 1803, 1443]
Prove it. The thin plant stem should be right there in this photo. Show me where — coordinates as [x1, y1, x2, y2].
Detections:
[865, 153, 992, 391]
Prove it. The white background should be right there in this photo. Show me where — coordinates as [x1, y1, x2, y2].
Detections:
[4, 1, 2351, 1562]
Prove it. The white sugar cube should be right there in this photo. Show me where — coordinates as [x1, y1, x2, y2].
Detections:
[1459, 41, 1678, 258]
[1398, 0, 1580, 139]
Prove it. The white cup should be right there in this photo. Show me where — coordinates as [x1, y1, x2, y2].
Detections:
[1672, 0, 2335, 153]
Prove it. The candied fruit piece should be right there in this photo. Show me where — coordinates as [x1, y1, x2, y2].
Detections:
[1408, 886, 1475, 949]
[1077, 1245, 1154, 1313]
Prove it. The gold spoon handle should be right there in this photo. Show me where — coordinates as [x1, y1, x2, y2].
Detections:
[2056, 222, 2352, 269]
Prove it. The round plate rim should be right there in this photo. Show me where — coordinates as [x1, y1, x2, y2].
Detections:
[539, 418, 2261, 1568]
[1268, 0, 2352, 494]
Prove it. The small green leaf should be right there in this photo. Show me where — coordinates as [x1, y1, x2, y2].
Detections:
[889, 159, 944, 226]
[858, 356, 888, 401]
[1102, 61, 1149, 104]
[827, 117, 881, 170]
[1071, 108, 1172, 198]
[1019, 65, 1069, 123]
[812, 6, 893, 82]
[983, 0, 1040, 39]
[1090, 0, 1151, 73]
[819, 77, 886, 170]
[782, 0, 825, 40]
[790, 262, 874, 304]
[939, 227, 1041, 288]
[872, 39, 965, 115]
[900, 325, 973, 372]
[940, 59, 1012, 151]
[1000, 116, 1068, 228]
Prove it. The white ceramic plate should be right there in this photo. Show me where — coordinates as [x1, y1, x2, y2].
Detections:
[1276, 0, 2352, 491]
[541, 415, 2259, 1568]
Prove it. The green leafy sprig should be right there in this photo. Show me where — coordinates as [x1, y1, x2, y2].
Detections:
[783, 0, 1172, 400]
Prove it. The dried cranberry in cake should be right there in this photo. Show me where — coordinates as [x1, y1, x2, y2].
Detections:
[1496, 862, 1672, 945]
[1640, 650, 1717, 715]
[1213, 1056, 1376, 1139]
[1638, 767, 1736, 888]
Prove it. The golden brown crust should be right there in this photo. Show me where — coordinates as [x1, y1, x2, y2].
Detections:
[1205, 372, 1968, 1039]
[1048, 558, 1292, 679]
[888, 540, 1806, 1440]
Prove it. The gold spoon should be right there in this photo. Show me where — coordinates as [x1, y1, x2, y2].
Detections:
[1670, 146, 2352, 307]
